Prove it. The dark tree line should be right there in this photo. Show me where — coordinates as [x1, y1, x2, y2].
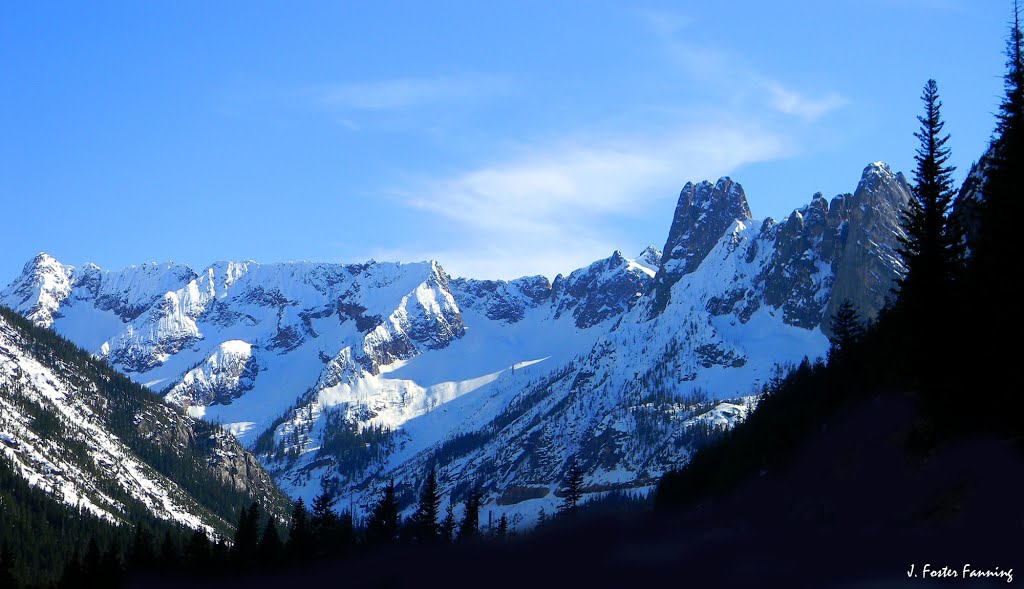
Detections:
[658, 4, 1024, 510]
[960, 1, 1024, 434]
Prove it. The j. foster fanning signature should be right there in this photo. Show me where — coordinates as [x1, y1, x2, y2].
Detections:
[907, 563, 1014, 583]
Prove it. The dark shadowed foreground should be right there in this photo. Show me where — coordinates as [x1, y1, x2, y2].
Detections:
[129, 394, 1023, 589]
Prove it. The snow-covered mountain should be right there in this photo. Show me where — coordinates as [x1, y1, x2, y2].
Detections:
[0, 307, 288, 534]
[1, 161, 909, 527]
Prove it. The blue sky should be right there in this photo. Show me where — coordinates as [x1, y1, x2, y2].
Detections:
[0, 1, 1010, 284]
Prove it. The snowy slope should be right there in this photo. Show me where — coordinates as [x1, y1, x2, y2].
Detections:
[2, 161, 910, 529]
[255, 163, 908, 525]
[0, 309, 287, 534]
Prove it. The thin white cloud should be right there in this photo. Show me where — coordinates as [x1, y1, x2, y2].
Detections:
[644, 11, 848, 122]
[392, 122, 792, 280]
[765, 83, 847, 121]
[315, 74, 512, 111]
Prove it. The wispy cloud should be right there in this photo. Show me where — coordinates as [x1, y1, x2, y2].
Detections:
[765, 83, 847, 121]
[390, 122, 792, 280]
[348, 12, 838, 280]
[313, 74, 512, 111]
[643, 10, 848, 121]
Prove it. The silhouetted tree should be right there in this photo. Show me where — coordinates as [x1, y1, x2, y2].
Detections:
[287, 497, 313, 560]
[492, 514, 509, 539]
[828, 300, 864, 363]
[258, 518, 284, 564]
[892, 79, 965, 419]
[100, 543, 122, 585]
[407, 469, 441, 543]
[456, 487, 482, 541]
[898, 79, 959, 310]
[182, 530, 210, 572]
[536, 507, 549, 528]
[969, 2, 1024, 433]
[231, 503, 261, 565]
[558, 458, 585, 516]
[128, 523, 156, 572]
[977, 1, 1024, 267]
[366, 479, 400, 546]
[159, 531, 180, 572]
[439, 502, 456, 543]
[0, 543, 19, 589]
[311, 490, 339, 557]
[83, 537, 103, 581]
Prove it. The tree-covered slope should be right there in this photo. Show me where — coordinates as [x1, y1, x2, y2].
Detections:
[0, 304, 292, 586]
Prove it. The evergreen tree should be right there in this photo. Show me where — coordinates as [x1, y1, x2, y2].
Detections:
[258, 518, 284, 564]
[286, 497, 313, 560]
[893, 79, 964, 414]
[456, 487, 482, 541]
[311, 491, 339, 530]
[127, 523, 156, 572]
[979, 0, 1024, 265]
[897, 79, 959, 309]
[335, 509, 356, 558]
[310, 490, 339, 557]
[83, 537, 102, 581]
[159, 530, 180, 571]
[182, 530, 210, 572]
[408, 469, 441, 544]
[231, 502, 261, 565]
[828, 300, 864, 363]
[366, 479, 400, 546]
[536, 507, 549, 529]
[969, 3, 1024, 432]
[99, 544, 122, 587]
[493, 514, 509, 539]
[439, 502, 456, 543]
[0, 543, 19, 589]
[210, 538, 229, 567]
[558, 458, 585, 516]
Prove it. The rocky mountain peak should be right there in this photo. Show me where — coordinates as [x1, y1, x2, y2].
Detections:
[857, 161, 910, 198]
[637, 245, 662, 267]
[0, 252, 73, 327]
[648, 177, 753, 317]
[821, 161, 910, 326]
[551, 250, 654, 328]
[635, 245, 662, 274]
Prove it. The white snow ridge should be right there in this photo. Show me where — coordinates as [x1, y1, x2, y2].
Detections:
[1, 162, 910, 530]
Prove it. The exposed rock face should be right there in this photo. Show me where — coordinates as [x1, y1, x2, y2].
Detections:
[551, 251, 654, 329]
[165, 341, 259, 407]
[649, 178, 752, 316]
[357, 261, 465, 375]
[449, 276, 551, 324]
[951, 150, 991, 254]
[81, 262, 198, 321]
[758, 194, 835, 328]
[823, 162, 910, 325]
[649, 163, 909, 331]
